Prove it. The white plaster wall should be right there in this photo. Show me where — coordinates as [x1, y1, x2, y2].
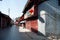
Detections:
[38, 10, 46, 35]
[38, 0, 60, 36]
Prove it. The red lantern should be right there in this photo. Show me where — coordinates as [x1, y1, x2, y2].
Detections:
[29, 9, 34, 15]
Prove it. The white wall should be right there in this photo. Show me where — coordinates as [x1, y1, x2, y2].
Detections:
[38, 10, 46, 35]
[38, 0, 60, 36]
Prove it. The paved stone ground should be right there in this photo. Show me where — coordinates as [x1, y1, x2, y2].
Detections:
[19, 26, 49, 40]
[0, 25, 49, 40]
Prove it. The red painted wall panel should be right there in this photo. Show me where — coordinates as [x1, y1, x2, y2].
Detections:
[31, 20, 38, 33]
[26, 19, 38, 33]
[26, 21, 31, 30]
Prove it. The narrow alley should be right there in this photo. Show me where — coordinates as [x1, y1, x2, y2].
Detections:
[0, 25, 48, 40]
[0, 25, 31, 40]
[1, 0, 60, 40]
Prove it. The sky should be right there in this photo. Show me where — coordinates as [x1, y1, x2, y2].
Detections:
[0, 0, 27, 20]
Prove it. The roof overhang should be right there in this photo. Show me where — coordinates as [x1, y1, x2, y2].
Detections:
[24, 15, 38, 21]
[22, 0, 34, 16]
[19, 0, 47, 22]
[22, 0, 47, 16]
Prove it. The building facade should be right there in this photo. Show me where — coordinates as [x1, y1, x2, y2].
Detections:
[0, 12, 12, 28]
[38, 0, 60, 36]
[24, 6, 38, 32]
[19, 0, 60, 37]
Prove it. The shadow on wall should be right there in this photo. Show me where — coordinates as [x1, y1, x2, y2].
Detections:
[38, 11, 45, 23]
[39, 16, 45, 23]
[31, 28, 45, 37]
[37, 31, 46, 37]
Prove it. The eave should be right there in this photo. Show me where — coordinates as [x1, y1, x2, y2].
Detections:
[24, 15, 38, 21]
[20, 0, 47, 22]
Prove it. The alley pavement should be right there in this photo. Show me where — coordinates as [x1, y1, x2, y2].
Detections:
[0, 25, 49, 40]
